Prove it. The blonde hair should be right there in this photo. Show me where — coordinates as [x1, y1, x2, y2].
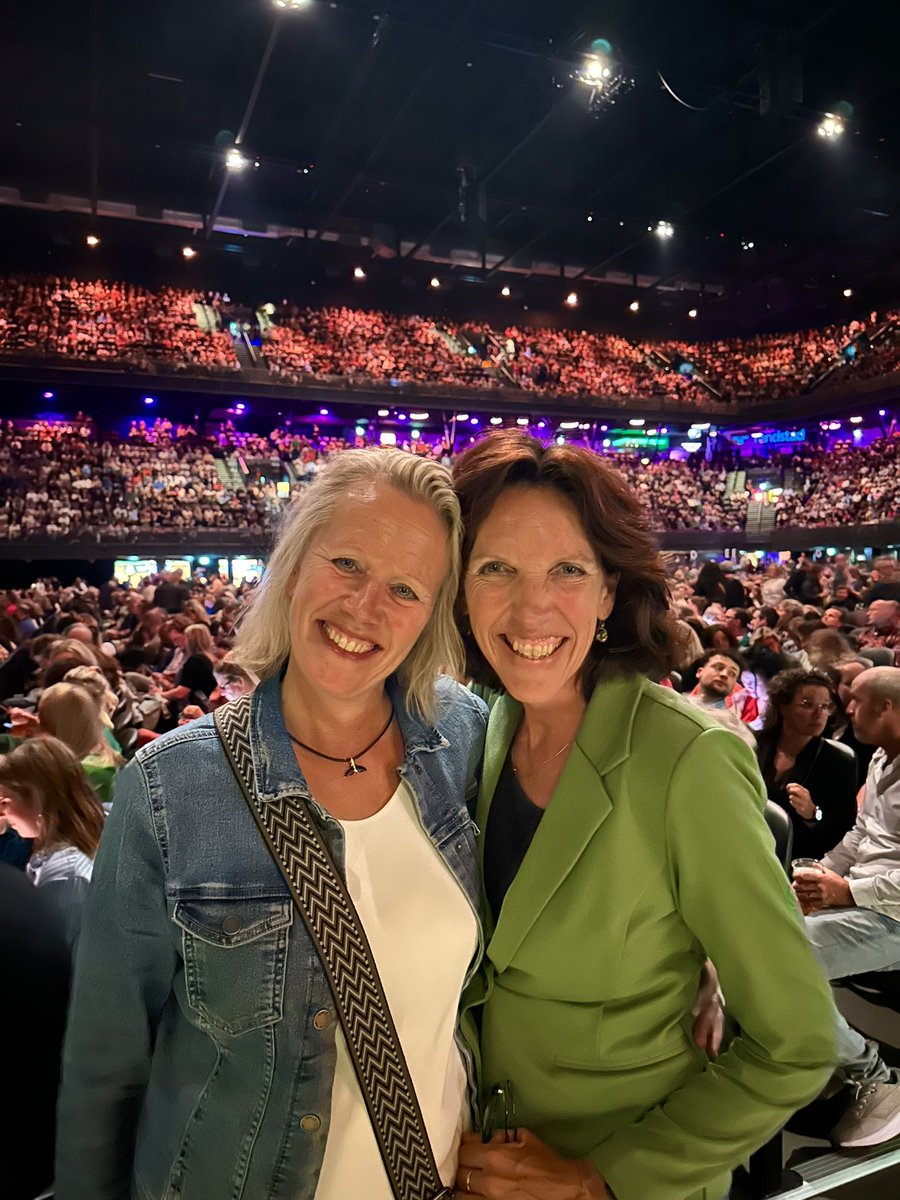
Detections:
[63, 665, 117, 724]
[233, 449, 463, 718]
[184, 622, 216, 657]
[38, 682, 124, 767]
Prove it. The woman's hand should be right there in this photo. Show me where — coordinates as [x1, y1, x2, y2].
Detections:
[691, 958, 725, 1058]
[455, 1129, 607, 1199]
[785, 783, 816, 820]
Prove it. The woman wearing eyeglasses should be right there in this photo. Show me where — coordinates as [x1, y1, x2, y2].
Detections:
[755, 668, 859, 860]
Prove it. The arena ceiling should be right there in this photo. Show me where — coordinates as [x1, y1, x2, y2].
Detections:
[2, 0, 899, 328]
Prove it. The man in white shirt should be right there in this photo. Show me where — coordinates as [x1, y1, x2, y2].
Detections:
[792, 666, 900, 1148]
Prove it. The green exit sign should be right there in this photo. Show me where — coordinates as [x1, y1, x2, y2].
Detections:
[610, 435, 670, 450]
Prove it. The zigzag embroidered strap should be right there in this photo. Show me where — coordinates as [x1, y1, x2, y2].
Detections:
[214, 696, 451, 1200]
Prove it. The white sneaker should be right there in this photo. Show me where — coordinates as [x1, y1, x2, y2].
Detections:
[831, 1080, 900, 1148]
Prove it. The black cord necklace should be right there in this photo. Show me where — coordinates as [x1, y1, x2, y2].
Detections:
[288, 708, 395, 777]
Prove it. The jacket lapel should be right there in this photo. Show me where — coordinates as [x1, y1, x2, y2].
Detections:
[482, 675, 647, 973]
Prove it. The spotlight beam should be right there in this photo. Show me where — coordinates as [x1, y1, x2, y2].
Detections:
[205, 13, 285, 239]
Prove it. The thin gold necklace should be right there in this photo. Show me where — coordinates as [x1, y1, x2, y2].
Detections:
[512, 740, 572, 776]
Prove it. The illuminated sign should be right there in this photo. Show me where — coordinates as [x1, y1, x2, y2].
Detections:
[609, 435, 670, 450]
[730, 428, 806, 446]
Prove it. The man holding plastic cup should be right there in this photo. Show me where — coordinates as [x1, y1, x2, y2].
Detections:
[791, 667, 900, 1148]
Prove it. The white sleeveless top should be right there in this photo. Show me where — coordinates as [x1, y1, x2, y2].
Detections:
[315, 779, 477, 1198]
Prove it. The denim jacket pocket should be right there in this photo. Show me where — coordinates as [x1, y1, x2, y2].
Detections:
[173, 895, 293, 1037]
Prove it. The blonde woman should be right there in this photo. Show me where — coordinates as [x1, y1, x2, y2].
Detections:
[38, 682, 124, 809]
[0, 736, 105, 946]
[159, 621, 218, 713]
[55, 449, 488, 1200]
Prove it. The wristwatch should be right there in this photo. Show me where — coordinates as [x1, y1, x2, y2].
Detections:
[814, 807, 823, 822]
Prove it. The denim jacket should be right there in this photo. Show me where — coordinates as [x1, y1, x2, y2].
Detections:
[56, 672, 487, 1200]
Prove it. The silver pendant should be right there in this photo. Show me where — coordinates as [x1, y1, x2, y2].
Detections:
[344, 758, 366, 777]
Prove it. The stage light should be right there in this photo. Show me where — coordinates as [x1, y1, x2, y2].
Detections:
[842, 287, 853, 298]
[600, 424, 608, 432]
[516, 418, 529, 426]
[741, 240, 755, 251]
[409, 411, 429, 420]
[556, 435, 566, 446]
[43, 391, 54, 399]
[273, 0, 311, 8]
[641, 457, 650, 465]
[501, 285, 511, 297]
[410, 428, 421, 440]
[86, 235, 100, 247]
[850, 416, 863, 424]
[182, 246, 197, 260]
[354, 426, 366, 438]
[235, 403, 246, 412]
[430, 276, 440, 288]
[587, 213, 593, 222]
[455, 413, 469, 422]
[565, 291, 579, 307]
[225, 146, 250, 172]
[379, 431, 397, 446]
[628, 300, 640, 313]
[319, 408, 330, 416]
[397, 413, 407, 421]
[654, 221, 674, 240]
[688, 308, 698, 318]
[560, 421, 579, 430]
[469, 417, 480, 425]
[537, 421, 546, 429]
[681, 441, 701, 452]
[573, 48, 633, 113]
[817, 113, 844, 139]
[377, 408, 389, 417]
[629, 418, 645, 427]
[143, 396, 155, 406]
[490, 417, 503, 425]
[878, 409, 886, 417]
[577, 55, 613, 88]
[602, 439, 611, 448]
[353, 266, 366, 280]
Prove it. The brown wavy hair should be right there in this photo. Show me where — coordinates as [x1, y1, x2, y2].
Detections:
[452, 431, 677, 695]
[0, 736, 105, 857]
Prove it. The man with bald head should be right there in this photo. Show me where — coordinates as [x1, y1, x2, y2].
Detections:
[792, 667, 900, 1147]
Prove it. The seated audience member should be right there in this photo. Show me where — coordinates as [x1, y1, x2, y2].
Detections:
[0, 737, 105, 947]
[793, 666, 900, 1147]
[805, 628, 856, 673]
[153, 569, 191, 614]
[861, 558, 900, 606]
[211, 658, 256, 706]
[0, 862, 72, 1200]
[685, 650, 757, 748]
[829, 660, 877, 786]
[821, 607, 849, 631]
[38, 682, 124, 808]
[857, 599, 900, 663]
[832, 583, 862, 612]
[760, 562, 786, 607]
[159, 621, 218, 714]
[724, 607, 753, 648]
[0, 632, 61, 702]
[756, 669, 858, 860]
[700, 621, 738, 652]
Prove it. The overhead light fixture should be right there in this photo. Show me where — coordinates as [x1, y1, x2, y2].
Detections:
[688, 308, 698, 319]
[817, 113, 845, 139]
[681, 441, 701, 452]
[377, 408, 390, 417]
[565, 291, 579, 307]
[182, 246, 197, 260]
[628, 418, 645, 427]
[273, 0, 311, 9]
[560, 421, 579, 430]
[516, 418, 529, 426]
[430, 276, 440, 289]
[849, 416, 863, 424]
[878, 409, 886, 417]
[469, 417, 480, 425]
[455, 413, 469, 422]
[319, 408, 330, 416]
[42, 390, 54, 400]
[85, 234, 100, 247]
[225, 146, 250, 172]
[741, 240, 755, 251]
[409, 411, 429, 421]
[500, 285, 511, 297]
[573, 47, 634, 114]
[843, 287, 853, 298]
[490, 416, 503, 425]
[628, 300, 640, 313]
[653, 220, 674, 240]
[143, 396, 156, 406]
[353, 266, 366, 280]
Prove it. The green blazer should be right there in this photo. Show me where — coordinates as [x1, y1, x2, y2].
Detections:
[463, 674, 835, 1200]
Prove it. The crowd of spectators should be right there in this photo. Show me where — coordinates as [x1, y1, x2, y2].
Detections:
[2, 274, 898, 407]
[0, 275, 239, 374]
[3, 418, 900, 538]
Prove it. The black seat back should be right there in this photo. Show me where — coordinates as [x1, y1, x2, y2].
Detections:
[764, 801, 794, 875]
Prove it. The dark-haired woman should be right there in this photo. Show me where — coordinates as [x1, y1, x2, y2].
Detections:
[755, 668, 859, 861]
[452, 432, 834, 1200]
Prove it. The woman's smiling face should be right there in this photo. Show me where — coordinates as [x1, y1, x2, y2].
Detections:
[464, 485, 616, 707]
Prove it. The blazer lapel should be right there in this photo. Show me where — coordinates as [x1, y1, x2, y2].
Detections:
[482, 674, 647, 974]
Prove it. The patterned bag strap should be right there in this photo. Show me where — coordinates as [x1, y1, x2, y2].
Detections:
[214, 696, 451, 1200]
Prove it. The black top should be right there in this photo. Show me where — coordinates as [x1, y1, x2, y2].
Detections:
[756, 733, 858, 859]
[484, 755, 545, 923]
[178, 653, 217, 708]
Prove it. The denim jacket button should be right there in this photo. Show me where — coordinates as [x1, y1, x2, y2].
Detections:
[312, 1009, 332, 1031]
[222, 916, 243, 934]
[299, 1114, 322, 1133]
